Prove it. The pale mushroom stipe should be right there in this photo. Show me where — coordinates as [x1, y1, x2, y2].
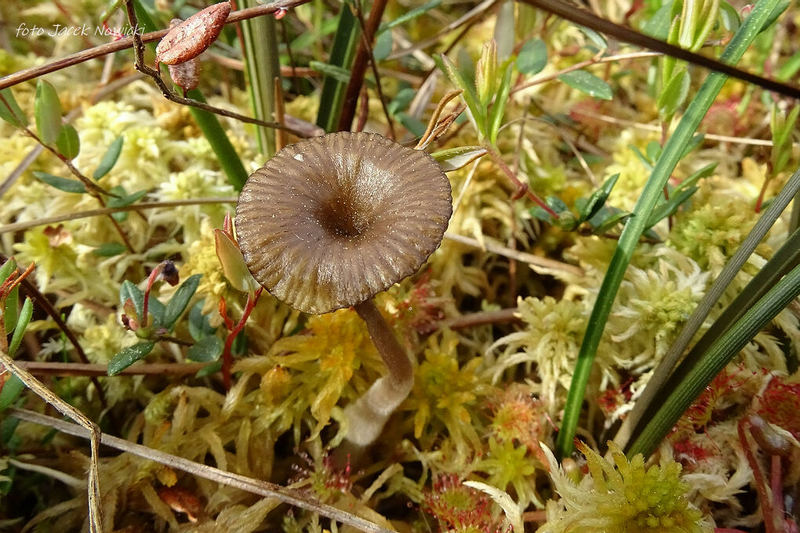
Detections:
[235, 131, 452, 446]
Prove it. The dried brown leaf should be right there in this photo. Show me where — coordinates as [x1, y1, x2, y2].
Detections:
[155, 2, 231, 66]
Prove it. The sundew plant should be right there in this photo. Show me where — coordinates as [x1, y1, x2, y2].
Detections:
[0, 0, 799, 531]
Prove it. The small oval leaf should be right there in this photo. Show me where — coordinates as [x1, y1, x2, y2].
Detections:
[32, 171, 86, 194]
[215, 230, 260, 293]
[517, 38, 547, 75]
[559, 70, 613, 100]
[0, 375, 25, 411]
[0, 88, 28, 128]
[187, 335, 223, 362]
[93, 242, 128, 257]
[34, 80, 63, 146]
[94, 136, 124, 180]
[162, 274, 202, 330]
[56, 124, 80, 159]
[107, 342, 156, 375]
[431, 146, 487, 172]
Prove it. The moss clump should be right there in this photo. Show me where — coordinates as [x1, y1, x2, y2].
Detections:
[539, 442, 711, 533]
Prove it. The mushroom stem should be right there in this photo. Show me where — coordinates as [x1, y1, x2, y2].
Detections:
[344, 299, 414, 446]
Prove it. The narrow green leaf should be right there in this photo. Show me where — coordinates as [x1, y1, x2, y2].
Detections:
[238, 0, 280, 156]
[592, 209, 630, 233]
[34, 80, 62, 146]
[488, 62, 513, 144]
[188, 300, 216, 341]
[186, 90, 248, 191]
[628, 263, 800, 457]
[379, 0, 440, 33]
[640, 2, 673, 39]
[161, 274, 201, 330]
[373, 29, 393, 62]
[435, 54, 486, 137]
[646, 186, 698, 228]
[0, 88, 27, 128]
[777, 49, 800, 81]
[645, 141, 662, 162]
[0, 375, 25, 411]
[577, 25, 608, 51]
[93, 242, 127, 257]
[396, 113, 426, 137]
[195, 359, 222, 378]
[558, 70, 613, 100]
[93, 136, 124, 180]
[517, 38, 547, 75]
[120, 280, 145, 319]
[1, 259, 18, 334]
[107, 341, 155, 375]
[187, 335, 223, 362]
[108, 188, 147, 208]
[657, 70, 690, 117]
[557, 0, 784, 458]
[719, 1, 741, 32]
[316, 3, 360, 132]
[387, 87, 416, 116]
[215, 230, 259, 293]
[0, 258, 15, 282]
[108, 187, 147, 221]
[7, 298, 33, 358]
[310, 61, 353, 84]
[431, 146, 487, 172]
[578, 173, 619, 221]
[55, 124, 80, 159]
[32, 171, 86, 194]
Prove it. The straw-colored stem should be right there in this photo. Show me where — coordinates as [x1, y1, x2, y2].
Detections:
[344, 299, 413, 446]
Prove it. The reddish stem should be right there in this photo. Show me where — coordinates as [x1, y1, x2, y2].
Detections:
[738, 416, 777, 533]
[142, 263, 164, 328]
[486, 148, 558, 217]
[755, 176, 770, 213]
[221, 288, 262, 389]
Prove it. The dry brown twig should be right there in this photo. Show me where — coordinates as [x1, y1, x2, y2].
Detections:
[8, 407, 393, 533]
[119, 0, 311, 138]
[0, 0, 313, 91]
[0, 267, 104, 532]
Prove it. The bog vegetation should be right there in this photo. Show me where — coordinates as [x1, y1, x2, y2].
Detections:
[0, 0, 799, 531]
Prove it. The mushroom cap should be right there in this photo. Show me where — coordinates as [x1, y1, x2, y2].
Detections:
[236, 132, 452, 314]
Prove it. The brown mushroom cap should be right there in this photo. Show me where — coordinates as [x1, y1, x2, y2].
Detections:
[236, 132, 452, 314]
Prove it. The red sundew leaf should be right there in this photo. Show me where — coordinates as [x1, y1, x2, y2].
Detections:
[155, 2, 231, 65]
[757, 377, 800, 439]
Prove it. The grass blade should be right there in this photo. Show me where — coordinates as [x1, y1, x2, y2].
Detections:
[316, 1, 360, 132]
[627, 262, 800, 457]
[555, 0, 783, 458]
[238, 0, 280, 157]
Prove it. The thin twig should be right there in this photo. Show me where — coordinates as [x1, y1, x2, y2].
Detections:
[338, 0, 395, 138]
[385, 0, 498, 61]
[511, 51, 659, 94]
[440, 308, 521, 330]
[0, 197, 237, 235]
[0, 359, 104, 531]
[0, 72, 144, 199]
[486, 146, 558, 217]
[16, 361, 208, 376]
[0, 252, 109, 408]
[9, 407, 394, 533]
[443, 232, 583, 277]
[0, 0, 314, 91]
[517, 0, 800, 100]
[122, 0, 309, 139]
[21, 127, 136, 253]
[572, 108, 790, 147]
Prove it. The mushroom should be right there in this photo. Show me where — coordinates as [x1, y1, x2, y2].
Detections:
[235, 131, 452, 446]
